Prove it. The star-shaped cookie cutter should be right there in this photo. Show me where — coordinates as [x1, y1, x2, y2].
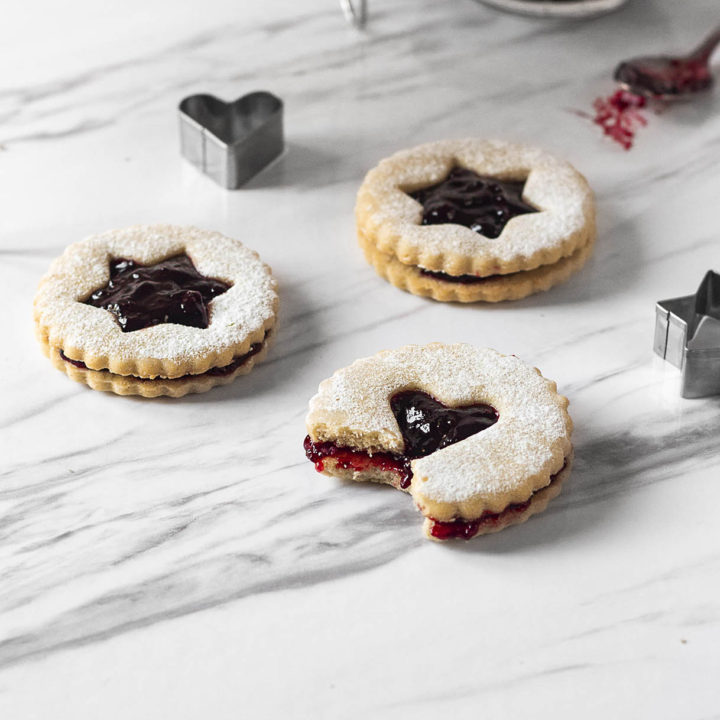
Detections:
[654, 270, 720, 398]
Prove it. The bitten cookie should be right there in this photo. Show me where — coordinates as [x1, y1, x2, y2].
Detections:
[303, 343, 573, 541]
[33, 224, 278, 397]
[356, 139, 596, 302]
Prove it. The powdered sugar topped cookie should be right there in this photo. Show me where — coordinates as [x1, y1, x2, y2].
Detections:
[34, 224, 278, 397]
[356, 139, 596, 302]
[304, 343, 573, 541]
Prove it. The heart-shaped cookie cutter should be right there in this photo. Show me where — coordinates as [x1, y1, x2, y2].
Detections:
[654, 270, 720, 398]
[179, 91, 284, 189]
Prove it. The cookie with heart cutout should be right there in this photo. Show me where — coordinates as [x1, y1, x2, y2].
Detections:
[303, 343, 573, 540]
[33, 224, 278, 398]
[356, 138, 596, 302]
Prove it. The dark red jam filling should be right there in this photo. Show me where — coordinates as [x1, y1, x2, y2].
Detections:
[429, 500, 531, 540]
[408, 167, 537, 239]
[59, 351, 86, 369]
[419, 268, 504, 285]
[59, 330, 268, 381]
[391, 390, 498, 458]
[303, 436, 412, 488]
[304, 391, 498, 490]
[85, 255, 230, 332]
[428, 464, 565, 541]
[203, 339, 265, 377]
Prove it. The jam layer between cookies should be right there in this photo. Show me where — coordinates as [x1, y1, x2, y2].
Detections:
[304, 390, 498, 489]
[418, 267, 508, 284]
[85, 255, 230, 332]
[59, 330, 270, 381]
[409, 167, 537, 239]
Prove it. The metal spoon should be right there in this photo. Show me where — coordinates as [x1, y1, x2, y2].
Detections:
[614, 26, 720, 100]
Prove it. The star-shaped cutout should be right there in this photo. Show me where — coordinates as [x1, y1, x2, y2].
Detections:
[85, 254, 230, 332]
[654, 270, 720, 397]
[408, 167, 537, 239]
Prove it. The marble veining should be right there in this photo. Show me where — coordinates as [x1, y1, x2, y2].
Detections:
[2, 0, 720, 717]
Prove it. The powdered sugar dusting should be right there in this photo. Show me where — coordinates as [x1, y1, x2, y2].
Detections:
[306, 343, 572, 507]
[33, 225, 278, 372]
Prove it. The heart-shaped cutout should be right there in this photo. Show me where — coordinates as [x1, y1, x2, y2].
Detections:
[179, 91, 284, 189]
[390, 390, 498, 459]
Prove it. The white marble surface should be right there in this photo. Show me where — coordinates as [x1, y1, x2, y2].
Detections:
[2, 1, 720, 717]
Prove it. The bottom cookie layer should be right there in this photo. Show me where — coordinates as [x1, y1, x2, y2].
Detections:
[359, 231, 595, 303]
[43, 332, 273, 398]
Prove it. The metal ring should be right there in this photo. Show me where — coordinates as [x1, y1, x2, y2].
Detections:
[340, 0, 367, 28]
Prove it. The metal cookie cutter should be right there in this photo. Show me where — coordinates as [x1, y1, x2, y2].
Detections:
[654, 270, 720, 398]
[179, 91, 284, 189]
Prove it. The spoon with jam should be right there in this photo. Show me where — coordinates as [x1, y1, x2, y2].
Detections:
[614, 26, 720, 100]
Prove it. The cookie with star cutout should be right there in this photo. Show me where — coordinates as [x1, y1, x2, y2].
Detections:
[33, 225, 278, 397]
[356, 139, 596, 302]
[303, 343, 573, 541]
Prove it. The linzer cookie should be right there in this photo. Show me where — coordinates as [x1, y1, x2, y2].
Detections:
[304, 343, 573, 541]
[33, 225, 278, 397]
[356, 139, 596, 302]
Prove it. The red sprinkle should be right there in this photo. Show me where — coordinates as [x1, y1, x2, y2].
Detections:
[582, 89, 648, 150]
